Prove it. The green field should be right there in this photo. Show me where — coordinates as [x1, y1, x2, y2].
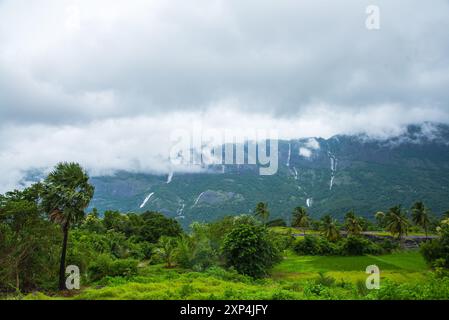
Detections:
[18, 250, 437, 300]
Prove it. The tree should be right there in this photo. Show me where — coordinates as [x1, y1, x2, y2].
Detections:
[420, 218, 449, 269]
[155, 236, 178, 268]
[41, 162, 94, 290]
[0, 185, 60, 292]
[254, 202, 269, 225]
[320, 215, 340, 242]
[411, 201, 431, 238]
[374, 211, 386, 228]
[221, 223, 281, 278]
[385, 205, 409, 242]
[345, 211, 363, 236]
[292, 206, 309, 235]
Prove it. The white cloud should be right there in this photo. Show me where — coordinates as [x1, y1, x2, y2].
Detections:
[1, 0, 449, 191]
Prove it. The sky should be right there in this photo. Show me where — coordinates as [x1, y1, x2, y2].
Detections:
[1, 0, 449, 191]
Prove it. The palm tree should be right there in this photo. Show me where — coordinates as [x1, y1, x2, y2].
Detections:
[374, 211, 386, 228]
[385, 205, 409, 242]
[411, 201, 430, 238]
[292, 206, 309, 235]
[155, 236, 178, 268]
[321, 215, 340, 242]
[41, 162, 94, 290]
[345, 211, 363, 236]
[254, 202, 269, 225]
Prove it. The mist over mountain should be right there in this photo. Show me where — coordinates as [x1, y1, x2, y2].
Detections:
[85, 123, 449, 227]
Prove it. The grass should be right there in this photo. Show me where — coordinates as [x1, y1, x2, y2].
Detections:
[19, 250, 429, 300]
[272, 250, 429, 283]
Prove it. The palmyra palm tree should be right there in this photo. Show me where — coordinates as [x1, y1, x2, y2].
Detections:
[411, 201, 431, 239]
[41, 162, 94, 290]
[292, 206, 310, 235]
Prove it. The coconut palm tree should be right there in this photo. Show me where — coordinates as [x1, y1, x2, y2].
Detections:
[411, 201, 431, 238]
[254, 202, 269, 225]
[385, 205, 409, 242]
[321, 215, 340, 242]
[41, 162, 94, 290]
[345, 211, 363, 236]
[292, 206, 310, 235]
[155, 236, 178, 268]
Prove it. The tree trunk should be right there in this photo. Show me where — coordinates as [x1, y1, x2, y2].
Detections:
[15, 264, 20, 293]
[59, 222, 69, 291]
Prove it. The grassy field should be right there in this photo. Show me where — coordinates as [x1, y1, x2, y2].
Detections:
[272, 250, 429, 283]
[18, 249, 436, 300]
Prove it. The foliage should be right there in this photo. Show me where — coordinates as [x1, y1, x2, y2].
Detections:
[254, 202, 270, 224]
[291, 207, 309, 234]
[320, 215, 340, 242]
[411, 201, 431, 237]
[87, 255, 138, 282]
[221, 223, 281, 278]
[420, 218, 449, 268]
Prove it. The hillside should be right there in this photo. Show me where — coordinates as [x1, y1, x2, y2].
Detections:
[89, 123, 449, 227]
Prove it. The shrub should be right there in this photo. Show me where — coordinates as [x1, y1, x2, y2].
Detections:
[338, 236, 383, 256]
[293, 236, 338, 256]
[420, 219, 449, 269]
[221, 224, 282, 278]
[88, 255, 138, 282]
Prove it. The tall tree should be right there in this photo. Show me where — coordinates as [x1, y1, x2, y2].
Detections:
[345, 210, 363, 236]
[292, 206, 309, 235]
[41, 162, 94, 290]
[411, 201, 431, 238]
[320, 215, 340, 242]
[254, 202, 269, 225]
[385, 205, 409, 242]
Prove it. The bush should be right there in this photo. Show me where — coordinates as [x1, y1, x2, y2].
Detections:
[88, 255, 138, 282]
[338, 236, 383, 256]
[221, 224, 282, 278]
[293, 236, 338, 256]
[420, 219, 449, 269]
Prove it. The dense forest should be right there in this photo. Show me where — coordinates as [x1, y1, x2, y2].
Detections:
[2, 162, 449, 299]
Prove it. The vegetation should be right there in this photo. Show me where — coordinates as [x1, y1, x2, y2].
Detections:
[292, 207, 309, 235]
[1, 162, 449, 300]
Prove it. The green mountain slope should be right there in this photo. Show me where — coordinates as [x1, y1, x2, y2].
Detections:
[89, 123, 449, 227]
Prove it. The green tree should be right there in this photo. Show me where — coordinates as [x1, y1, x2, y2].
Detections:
[41, 162, 94, 290]
[411, 201, 431, 238]
[221, 223, 281, 278]
[320, 215, 340, 242]
[385, 205, 409, 242]
[254, 202, 269, 225]
[0, 185, 60, 292]
[345, 211, 363, 236]
[292, 206, 309, 235]
[155, 236, 178, 268]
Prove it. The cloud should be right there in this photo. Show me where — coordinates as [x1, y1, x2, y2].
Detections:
[1, 0, 449, 190]
[1, 0, 449, 125]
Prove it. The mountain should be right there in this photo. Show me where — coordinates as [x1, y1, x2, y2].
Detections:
[89, 123, 449, 227]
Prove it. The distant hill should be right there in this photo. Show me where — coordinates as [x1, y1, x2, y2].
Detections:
[89, 123, 449, 227]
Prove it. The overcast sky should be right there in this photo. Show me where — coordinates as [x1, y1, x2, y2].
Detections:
[1, 0, 449, 191]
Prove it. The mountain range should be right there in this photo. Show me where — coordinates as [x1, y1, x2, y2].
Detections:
[87, 123, 449, 227]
